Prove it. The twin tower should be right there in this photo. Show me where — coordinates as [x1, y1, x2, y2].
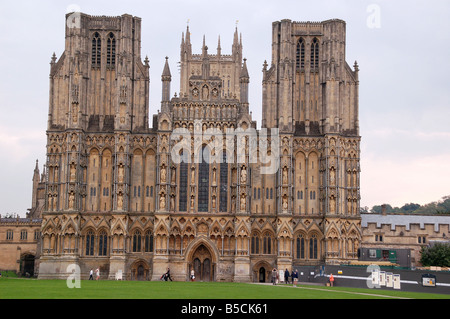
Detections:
[38, 13, 361, 281]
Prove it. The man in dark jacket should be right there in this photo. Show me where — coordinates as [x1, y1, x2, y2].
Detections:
[292, 269, 299, 286]
[284, 268, 290, 284]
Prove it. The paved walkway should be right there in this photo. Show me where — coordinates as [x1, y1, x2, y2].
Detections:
[249, 282, 412, 299]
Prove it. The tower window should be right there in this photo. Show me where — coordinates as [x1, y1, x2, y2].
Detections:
[92, 32, 101, 67]
[107, 32, 116, 67]
[310, 38, 319, 70]
[296, 38, 305, 70]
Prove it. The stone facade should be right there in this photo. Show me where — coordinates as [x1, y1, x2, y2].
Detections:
[0, 217, 41, 276]
[32, 13, 363, 281]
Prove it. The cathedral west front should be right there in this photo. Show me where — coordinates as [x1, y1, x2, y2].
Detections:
[37, 13, 362, 281]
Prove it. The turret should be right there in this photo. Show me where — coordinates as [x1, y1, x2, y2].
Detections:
[31, 159, 40, 209]
[240, 58, 250, 108]
[161, 56, 172, 103]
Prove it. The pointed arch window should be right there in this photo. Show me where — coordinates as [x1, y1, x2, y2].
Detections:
[296, 38, 305, 70]
[251, 234, 260, 254]
[98, 230, 108, 256]
[198, 145, 210, 212]
[310, 38, 319, 70]
[219, 151, 228, 212]
[179, 150, 188, 211]
[107, 32, 116, 67]
[296, 234, 305, 259]
[263, 233, 272, 255]
[85, 230, 95, 256]
[92, 32, 101, 67]
[144, 231, 154, 252]
[133, 230, 142, 252]
[309, 234, 318, 259]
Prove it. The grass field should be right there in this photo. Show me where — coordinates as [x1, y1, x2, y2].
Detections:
[0, 278, 449, 299]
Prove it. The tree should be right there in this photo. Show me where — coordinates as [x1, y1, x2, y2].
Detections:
[400, 203, 421, 213]
[436, 196, 450, 214]
[366, 195, 450, 215]
[360, 206, 369, 213]
[370, 204, 394, 213]
[420, 243, 450, 267]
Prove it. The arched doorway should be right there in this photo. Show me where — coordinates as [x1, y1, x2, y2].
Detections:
[131, 260, 150, 281]
[252, 261, 272, 283]
[259, 267, 265, 283]
[190, 244, 214, 282]
[20, 254, 35, 277]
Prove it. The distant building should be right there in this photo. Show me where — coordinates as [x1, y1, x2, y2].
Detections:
[360, 212, 450, 268]
[0, 160, 44, 276]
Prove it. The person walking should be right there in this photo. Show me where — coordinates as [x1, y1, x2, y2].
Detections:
[292, 269, 298, 286]
[190, 269, 195, 282]
[272, 268, 277, 285]
[165, 267, 173, 281]
[95, 268, 100, 281]
[89, 269, 94, 280]
[284, 268, 290, 284]
[329, 273, 334, 287]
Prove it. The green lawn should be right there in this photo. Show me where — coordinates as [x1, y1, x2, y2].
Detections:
[0, 278, 448, 299]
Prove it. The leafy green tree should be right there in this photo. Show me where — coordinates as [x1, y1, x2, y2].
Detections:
[400, 203, 421, 213]
[436, 196, 450, 214]
[420, 243, 450, 267]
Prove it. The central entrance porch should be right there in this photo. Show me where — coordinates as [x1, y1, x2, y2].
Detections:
[189, 244, 215, 281]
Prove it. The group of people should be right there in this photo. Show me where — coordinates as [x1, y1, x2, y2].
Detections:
[86, 266, 335, 285]
[271, 268, 335, 287]
[271, 268, 299, 286]
[89, 268, 100, 280]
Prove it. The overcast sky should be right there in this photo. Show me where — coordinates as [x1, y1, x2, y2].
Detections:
[1, 0, 449, 216]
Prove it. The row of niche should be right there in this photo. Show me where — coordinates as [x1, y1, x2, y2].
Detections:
[172, 103, 238, 120]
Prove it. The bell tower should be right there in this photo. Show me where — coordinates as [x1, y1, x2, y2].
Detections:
[262, 19, 359, 136]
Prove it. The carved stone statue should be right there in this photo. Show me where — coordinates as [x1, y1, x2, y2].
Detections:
[330, 168, 336, 185]
[240, 194, 246, 211]
[160, 193, 166, 210]
[282, 196, 288, 210]
[160, 166, 166, 183]
[70, 164, 76, 182]
[191, 168, 195, 184]
[282, 167, 288, 184]
[117, 193, 123, 210]
[118, 164, 124, 183]
[330, 196, 336, 213]
[240, 166, 247, 184]
[68, 192, 74, 209]
[170, 195, 175, 210]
